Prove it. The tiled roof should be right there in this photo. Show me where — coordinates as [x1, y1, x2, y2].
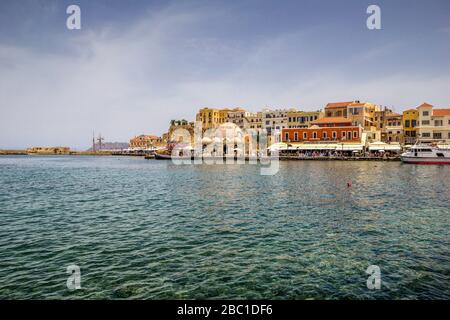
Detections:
[432, 109, 450, 116]
[311, 117, 351, 124]
[348, 102, 365, 107]
[325, 101, 354, 109]
[417, 102, 434, 109]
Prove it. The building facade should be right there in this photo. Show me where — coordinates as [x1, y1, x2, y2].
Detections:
[282, 117, 362, 143]
[196, 107, 243, 130]
[403, 109, 419, 144]
[261, 108, 293, 143]
[287, 110, 324, 128]
[129, 135, 162, 149]
[324, 101, 380, 131]
[383, 113, 403, 143]
[417, 103, 450, 142]
[226, 108, 250, 130]
[243, 112, 262, 130]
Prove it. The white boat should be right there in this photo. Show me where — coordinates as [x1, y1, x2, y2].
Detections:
[401, 144, 450, 164]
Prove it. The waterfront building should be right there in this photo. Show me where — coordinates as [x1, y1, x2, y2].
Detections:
[282, 117, 363, 143]
[243, 112, 262, 130]
[324, 101, 381, 143]
[324, 101, 380, 130]
[383, 112, 403, 143]
[403, 109, 419, 144]
[129, 135, 163, 149]
[262, 108, 294, 143]
[416, 103, 450, 142]
[287, 110, 324, 128]
[373, 107, 404, 143]
[374, 107, 393, 131]
[196, 107, 242, 130]
[226, 108, 250, 130]
[346, 101, 379, 130]
[324, 101, 352, 118]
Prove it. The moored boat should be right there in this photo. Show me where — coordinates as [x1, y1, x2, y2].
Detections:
[401, 145, 450, 164]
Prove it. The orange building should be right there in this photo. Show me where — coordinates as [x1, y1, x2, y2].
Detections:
[282, 117, 362, 143]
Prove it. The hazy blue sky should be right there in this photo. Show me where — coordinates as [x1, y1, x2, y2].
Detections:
[1, 0, 449, 149]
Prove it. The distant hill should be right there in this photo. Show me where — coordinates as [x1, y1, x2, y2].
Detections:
[86, 142, 129, 152]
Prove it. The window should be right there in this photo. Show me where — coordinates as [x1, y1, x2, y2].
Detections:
[342, 131, 346, 139]
[411, 120, 417, 127]
[405, 120, 410, 128]
[332, 131, 337, 139]
[435, 120, 443, 126]
[323, 132, 327, 139]
[303, 132, 307, 139]
[422, 120, 430, 125]
[353, 131, 358, 138]
[312, 132, 317, 139]
[448, 132, 450, 139]
[294, 132, 298, 141]
[433, 133, 442, 139]
[284, 132, 289, 141]
[347, 132, 352, 139]
[423, 111, 429, 116]
[422, 132, 431, 137]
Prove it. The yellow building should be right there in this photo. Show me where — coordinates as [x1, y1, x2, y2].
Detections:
[196, 107, 242, 130]
[324, 101, 379, 130]
[346, 101, 379, 130]
[402, 109, 419, 144]
[287, 110, 324, 128]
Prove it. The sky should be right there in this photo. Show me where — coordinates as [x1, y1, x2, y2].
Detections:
[0, 0, 449, 150]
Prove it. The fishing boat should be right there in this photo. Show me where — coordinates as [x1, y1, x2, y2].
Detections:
[154, 153, 173, 160]
[401, 144, 450, 164]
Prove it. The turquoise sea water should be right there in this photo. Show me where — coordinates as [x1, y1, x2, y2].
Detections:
[0, 155, 448, 299]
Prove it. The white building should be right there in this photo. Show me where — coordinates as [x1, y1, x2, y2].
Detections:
[261, 108, 297, 143]
[226, 108, 251, 130]
[417, 103, 450, 142]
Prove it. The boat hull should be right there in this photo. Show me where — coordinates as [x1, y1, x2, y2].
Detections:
[401, 156, 450, 164]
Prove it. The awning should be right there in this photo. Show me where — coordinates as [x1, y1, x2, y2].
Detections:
[335, 144, 364, 151]
[268, 142, 288, 151]
[286, 143, 363, 151]
[368, 142, 401, 151]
